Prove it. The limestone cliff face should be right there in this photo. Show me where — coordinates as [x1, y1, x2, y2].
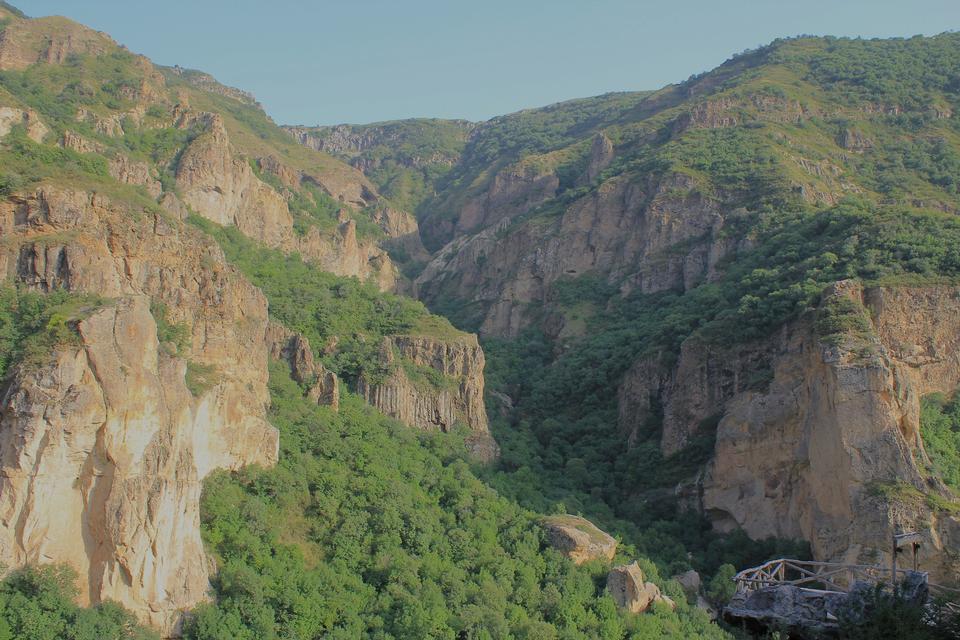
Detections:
[455, 163, 560, 236]
[0, 187, 279, 634]
[417, 172, 735, 337]
[357, 334, 497, 460]
[618, 281, 960, 583]
[175, 112, 398, 290]
[175, 113, 296, 247]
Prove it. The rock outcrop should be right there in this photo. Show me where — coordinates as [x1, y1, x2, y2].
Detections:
[416, 172, 735, 337]
[618, 281, 960, 584]
[0, 187, 279, 635]
[175, 112, 398, 290]
[540, 515, 618, 565]
[356, 334, 496, 459]
[175, 113, 296, 247]
[454, 162, 560, 237]
[578, 133, 615, 186]
[265, 322, 339, 409]
[0, 106, 48, 142]
[109, 154, 163, 198]
[607, 562, 676, 613]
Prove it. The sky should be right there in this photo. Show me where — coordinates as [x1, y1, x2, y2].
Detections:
[19, 0, 960, 126]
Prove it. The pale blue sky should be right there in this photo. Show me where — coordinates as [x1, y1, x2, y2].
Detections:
[20, 1, 960, 126]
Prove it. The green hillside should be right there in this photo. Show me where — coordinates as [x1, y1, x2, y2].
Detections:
[2, 3, 960, 636]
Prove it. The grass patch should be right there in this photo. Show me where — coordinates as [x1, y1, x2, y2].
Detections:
[185, 361, 218, 396]
[150, 299, 190, 356]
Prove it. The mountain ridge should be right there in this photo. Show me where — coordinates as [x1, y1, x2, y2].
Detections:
[0, 2, 959, 637]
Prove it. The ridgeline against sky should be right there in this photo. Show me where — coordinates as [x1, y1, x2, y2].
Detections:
[23, 0, 960, 125]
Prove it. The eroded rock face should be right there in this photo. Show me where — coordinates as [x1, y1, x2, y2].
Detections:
[456, 163, 560, 237]
[0, 187, 279, 635]
[175, 112, 398, 290]
[617, 281, 960, 583]
[356, 334, 496, 459]
[265, 322, 340, 410]
[540, 515, 618, 565]
[176, 113, 295, 247]
[0, 106, 48, 142]
[607, 562, 676, 613]
[416, 172, 735, 337]
[578, 133, 615, 186]
[109, 154, 162, 198]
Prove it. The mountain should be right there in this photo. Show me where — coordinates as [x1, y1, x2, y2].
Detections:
[291, 34, 960, 588]
[0, 5, 515, 637]
[1, 1, 960, 637]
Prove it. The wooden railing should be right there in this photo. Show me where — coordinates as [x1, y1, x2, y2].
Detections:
[733, 558, 928, 595]
[733, 558, 960, 614]
[929, 583, 960, 615]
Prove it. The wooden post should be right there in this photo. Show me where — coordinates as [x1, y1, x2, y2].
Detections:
[892, 536, 898, 591]
[892, 532, 922, 591]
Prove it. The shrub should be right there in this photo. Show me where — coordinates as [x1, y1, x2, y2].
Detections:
[0, 565, 157, 640]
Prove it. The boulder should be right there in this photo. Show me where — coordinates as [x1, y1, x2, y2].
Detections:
[541, 515, 617, 565]
[607, 562, 677, 613]
[673, 569, 702, 597]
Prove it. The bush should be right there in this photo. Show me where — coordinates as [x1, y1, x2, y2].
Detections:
[706, 565, 737, 606]
[185, 361, 218, 396]
[838, 583, 960, 640]
[920, 393, 960, 491]
[0, 286, 103, 379]
[0, 565, 157, 640]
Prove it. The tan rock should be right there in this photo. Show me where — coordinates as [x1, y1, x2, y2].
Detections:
[614, 280, 960, 585]
[607, 563, 676, 613]
[265, 322, 339, 410]
[578, 132, 615, 186]
[109, 154, 162, 198]
[541, 515, 617, 565]
[175, 112, 397, 290]
[256, 154, 301, 189]
[416, 172, 733, 337]
[0, 187, 278, 635]
[295, 218, 398, 292]
[60, 129, 105, 154]
[176, 113, 295, 248]
[0, 106, 48, 142]
[455, 162, 559, 236]
[357, 334, 496, 457]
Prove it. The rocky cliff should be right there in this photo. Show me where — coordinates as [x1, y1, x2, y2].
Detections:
[0, 187, 279, 634]
[357, 334, 497, 460]
[416, 171, 733, 336]
[618, 281, 960, 582]
[175, 111, 399, 290]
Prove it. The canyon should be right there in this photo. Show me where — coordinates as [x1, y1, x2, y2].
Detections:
[0, 2, 958, 637]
